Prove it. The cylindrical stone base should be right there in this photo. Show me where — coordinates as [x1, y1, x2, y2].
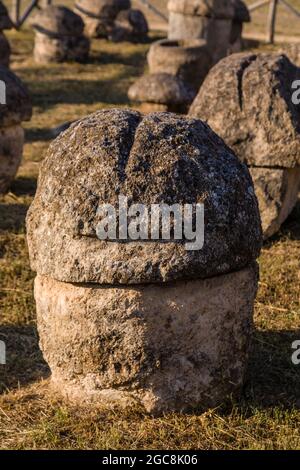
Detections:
[147, 39, 211, 92]
[168, 13, 232, 64]
[35, 264, 258, 414]
[34, 32, 90, 63]
[0, 125, 24, 194]
[249, 167, 300, 239]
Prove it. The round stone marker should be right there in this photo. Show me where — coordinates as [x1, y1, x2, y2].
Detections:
[189, 52, 300, 238]
[31, 6, 90, 63]
[0, 66, 32, 193]
[27, 108, 262, 413]
[128, 73, 195, 114]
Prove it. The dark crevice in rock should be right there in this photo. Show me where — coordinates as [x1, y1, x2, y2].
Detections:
[236, 54, 257, 110]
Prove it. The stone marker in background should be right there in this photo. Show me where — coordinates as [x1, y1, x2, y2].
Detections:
[109, 8, 148, 43]
[0, 1, 13, 67]
[167, 0, 250, 64]
[189, 53, 300, 239]
[229, 0, 250, 54]
[27, 108, 262, 414]
[0, 66, 32, 193]
[31, 5, 90, 63]
[128, 72, 195, 113]
[74, 0, 130, 38]
[147, 38, 211, 92]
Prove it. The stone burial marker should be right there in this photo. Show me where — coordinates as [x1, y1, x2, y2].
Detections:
[74, 0, 130, 38]
[0, 1, 13, 67]
[128, 72, 195, 114]
[109, 8, 148, 43]
[167, 0, 250, 65]
[27, 108, 262, 414]
[147, 38, 212, 93]
[189, 53, 300, 239]
[0, 66, 32, 194]
[31, 5, 90, 63]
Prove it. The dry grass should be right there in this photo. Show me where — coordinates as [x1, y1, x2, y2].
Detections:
[0, 24, 300, 450]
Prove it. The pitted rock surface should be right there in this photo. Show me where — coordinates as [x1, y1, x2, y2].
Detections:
[189, 53, 300, 168]
[27, 108, 262, 284]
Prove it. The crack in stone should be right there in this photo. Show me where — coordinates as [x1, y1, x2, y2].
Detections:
[236, 54, 257, 110]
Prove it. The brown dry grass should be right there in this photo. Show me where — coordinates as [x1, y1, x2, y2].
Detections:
[0, 23, 300, 450]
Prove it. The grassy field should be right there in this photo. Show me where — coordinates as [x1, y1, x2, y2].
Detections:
[0, 22, 300, 449]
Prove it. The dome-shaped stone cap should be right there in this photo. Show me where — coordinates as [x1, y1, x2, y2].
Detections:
[128, 73, 195, 105]
[0, 66, 32, 126]
[26, 108, 262, 284]
[167, 0, 234, 19]
[31, 5, 84, 37]
[75, 0, 130, 18]
[0, 1, 13, 30]
[189, 52, 300, 168]
[233, 0, 250, 22]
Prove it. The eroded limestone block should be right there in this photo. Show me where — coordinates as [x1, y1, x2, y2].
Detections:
[189, 53, 300, 168]
[35, 263, 258, 414]
[249, 167, 300, 239]
[147, 39, 211, 92]
[0, 125, 24, 194]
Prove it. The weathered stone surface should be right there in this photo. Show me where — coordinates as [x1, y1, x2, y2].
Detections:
[0, 125, 24, 194]
[34, 32, 90, 63]
[249, 167, 300, 239]
[35, 263, 258, 413]
[128, 73, 195, 112]
[189, 53, 300, 168]
[26, 108, 262, 284]
[0, 66, 32, 126]
[74, 0, 130, 37]
[0, 32, 10, 67]
[147, 39, 211, 92]
[0, 1, 13, 30]
[31, 5, 84, 37]
[109, 9, 148, 43]
[167, 0, 234, 19]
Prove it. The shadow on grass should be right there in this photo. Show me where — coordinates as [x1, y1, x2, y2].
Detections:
[10, 177, 37, 197]
[0, 325, 50, 394]
[0, 203, 29, 232]
[243, 328, 300, 410]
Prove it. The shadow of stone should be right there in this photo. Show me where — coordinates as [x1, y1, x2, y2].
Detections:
[0, 203, 29, 232]
[10, 176, 37, 197]
[0, 325, 50, 394]
[243, 328, 300, 410]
